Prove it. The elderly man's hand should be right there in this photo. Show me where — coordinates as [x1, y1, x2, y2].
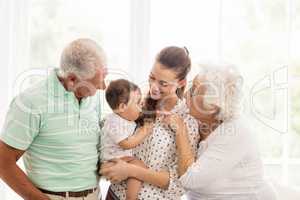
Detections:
[100, 159, 131, 183]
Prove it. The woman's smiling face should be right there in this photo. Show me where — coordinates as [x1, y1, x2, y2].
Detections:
[148, 62, 180, 100]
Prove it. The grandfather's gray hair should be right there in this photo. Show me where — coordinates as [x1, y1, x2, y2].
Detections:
[59, 38, 106, 79]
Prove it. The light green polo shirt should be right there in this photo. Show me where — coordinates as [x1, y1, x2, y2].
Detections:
[0, 69, 102, 192]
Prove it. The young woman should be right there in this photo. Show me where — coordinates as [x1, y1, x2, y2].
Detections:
[100, 46, 200, 200]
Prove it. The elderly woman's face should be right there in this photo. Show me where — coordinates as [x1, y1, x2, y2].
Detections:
[185, 75, 219, 121]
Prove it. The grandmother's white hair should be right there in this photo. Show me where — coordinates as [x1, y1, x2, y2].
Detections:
[59, 38, 106, 79]
[197, 63, 243, 121]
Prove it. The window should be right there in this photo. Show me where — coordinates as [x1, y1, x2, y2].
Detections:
[221, 0, 290, 178]
[29, 0, 131, 70]
[289, 0, 300, 187]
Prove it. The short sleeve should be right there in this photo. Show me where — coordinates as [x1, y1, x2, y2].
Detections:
[103, 114, 136, 144]
[0, 96, 41, 150]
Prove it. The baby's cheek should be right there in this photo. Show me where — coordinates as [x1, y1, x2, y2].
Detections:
[135, 110, 141, 118]
[130, 107, 140, 119]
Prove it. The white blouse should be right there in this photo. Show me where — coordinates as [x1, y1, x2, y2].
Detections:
[179, 117, 277, 200]
[110, 100, 200, 200]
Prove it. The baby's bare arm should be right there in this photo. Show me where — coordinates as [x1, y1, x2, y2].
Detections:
[118, 123, 153, 149]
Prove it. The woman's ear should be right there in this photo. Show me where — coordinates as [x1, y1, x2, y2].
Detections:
[178, 79, 187, 88]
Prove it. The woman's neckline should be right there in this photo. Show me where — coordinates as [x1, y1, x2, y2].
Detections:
[156, 96, 180, 113]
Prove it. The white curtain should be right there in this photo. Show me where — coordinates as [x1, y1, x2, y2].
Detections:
[0, 0, 30, 125]
[0, 0, 29, 199]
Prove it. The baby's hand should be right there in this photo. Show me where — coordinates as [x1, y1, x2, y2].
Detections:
[143, 122, 154, 135]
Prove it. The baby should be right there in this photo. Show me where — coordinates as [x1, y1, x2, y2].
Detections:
[101, 79, 152, 200]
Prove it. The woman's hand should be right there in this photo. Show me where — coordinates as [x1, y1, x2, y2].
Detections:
[100, 159, 131, 183]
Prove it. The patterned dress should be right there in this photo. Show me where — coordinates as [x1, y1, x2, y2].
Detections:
[110, 100, 200, 200]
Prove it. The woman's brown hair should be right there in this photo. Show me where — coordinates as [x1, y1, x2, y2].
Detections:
[137, 46, 191, 125]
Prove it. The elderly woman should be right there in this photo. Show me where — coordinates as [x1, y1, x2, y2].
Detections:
[164, 64, 277, 200]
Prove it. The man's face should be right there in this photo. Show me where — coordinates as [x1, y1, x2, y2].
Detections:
[90, 66, 108, 90]
[72, 65, 108, 99]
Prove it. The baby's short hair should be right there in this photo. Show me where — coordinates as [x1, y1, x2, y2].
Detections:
[105, 79, 140, 110]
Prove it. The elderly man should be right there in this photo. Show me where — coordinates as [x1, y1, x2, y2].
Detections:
[0, 38, 107, 200]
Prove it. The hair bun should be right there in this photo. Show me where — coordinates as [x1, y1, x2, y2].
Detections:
[183, 46, 189, 56]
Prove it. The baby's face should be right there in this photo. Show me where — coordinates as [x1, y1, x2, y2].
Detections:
[124, 90, 142, 121]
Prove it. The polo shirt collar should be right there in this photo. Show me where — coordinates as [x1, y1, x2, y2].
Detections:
[47, 69, 94, 110]
[47, 69, 71, 97]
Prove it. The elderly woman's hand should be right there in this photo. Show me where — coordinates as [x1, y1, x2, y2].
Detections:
[162, 113, 186, 134]
[100, 159, 131, 183]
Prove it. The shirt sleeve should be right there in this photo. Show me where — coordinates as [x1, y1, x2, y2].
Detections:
[103, 115, 136, 144]
[0, 96, 41, 150]
[179, 120, 251, 190]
